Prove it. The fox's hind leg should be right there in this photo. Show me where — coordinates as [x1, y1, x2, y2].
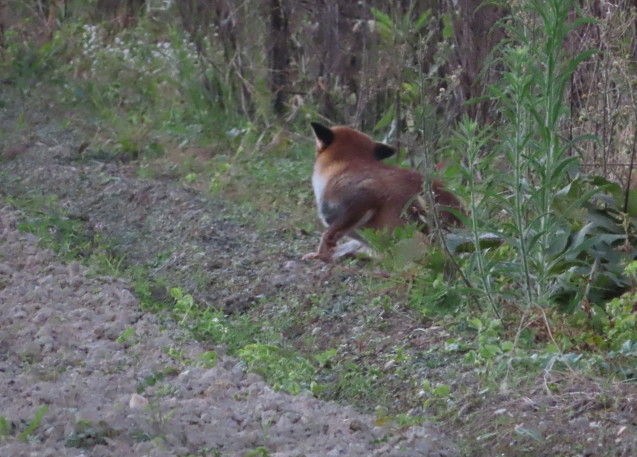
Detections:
[303, 192, 378, 262]
[332, 239, 375, 260]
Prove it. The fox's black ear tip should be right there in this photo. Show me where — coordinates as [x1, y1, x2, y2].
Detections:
[311, 122, 334, 147]
[374, 143, 396, 160]
[310, 122, 327, 132]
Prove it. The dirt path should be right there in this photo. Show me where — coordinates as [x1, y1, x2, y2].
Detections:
[0, 206, 455, 456]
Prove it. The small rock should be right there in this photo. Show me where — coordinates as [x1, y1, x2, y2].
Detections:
[129, 393, 149, 410]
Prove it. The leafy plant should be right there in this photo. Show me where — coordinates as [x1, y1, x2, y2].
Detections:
[440, 0, 628, 321]
[453, 117, 499, 315]
[490, 0, 599, 307]
[0, 27, 68, 89]
[463, 316, 514, 367]
[197, 351, 219, 368]
[168, 287, 269, 351]
[12, 196, 90, 258]
[420, 379, 453, 414]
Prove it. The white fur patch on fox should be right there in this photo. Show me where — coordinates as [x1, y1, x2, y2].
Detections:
[312, 171, 328, 223]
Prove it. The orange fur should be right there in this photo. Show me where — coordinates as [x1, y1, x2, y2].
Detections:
[303, 122, 462, 262]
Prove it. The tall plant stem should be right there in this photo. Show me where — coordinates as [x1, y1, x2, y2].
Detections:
[460, 119, 500, 317]
[511, 93, 535, 305]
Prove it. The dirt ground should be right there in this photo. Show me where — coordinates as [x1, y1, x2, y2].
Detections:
[0, 205, 455, 456]
[1, 87, 636, 457]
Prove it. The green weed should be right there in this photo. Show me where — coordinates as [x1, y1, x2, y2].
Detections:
[135, 367, 178, 396]
[420, 379, 452, 411]
[327, 361, 385, 408]
[184, 450, 223, 457]
[10, 195, 91, 258]
[0, 417, 12, 441]
[197, 351, 218, 368]
[169, 287, 266, 350]
[486, 1, 599, 305]
[245, 447, 272, 457]
[405, 0, 637, 367]
[393, 413, 426, 428]
[66, 420, 117, 448]
[18, 405, 48, 443]
[116, 328, 137, 345]
[238, 343, 319, 395]
[168, 288, 326, 394]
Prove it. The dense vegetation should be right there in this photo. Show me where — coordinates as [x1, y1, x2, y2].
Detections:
[1, 0, 637, 455]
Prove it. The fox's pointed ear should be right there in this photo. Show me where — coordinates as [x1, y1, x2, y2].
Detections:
[311, 122, 334, 151]
[373, 142, 395, 160]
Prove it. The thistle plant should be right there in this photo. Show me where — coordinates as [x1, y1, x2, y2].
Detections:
[456, 0, 600, 313]
[511, 0, 597, 305]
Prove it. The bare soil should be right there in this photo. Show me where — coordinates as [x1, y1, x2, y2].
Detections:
[0, 205, 454, 456]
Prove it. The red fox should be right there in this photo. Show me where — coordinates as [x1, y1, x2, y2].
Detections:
[303, 122, 462, 262]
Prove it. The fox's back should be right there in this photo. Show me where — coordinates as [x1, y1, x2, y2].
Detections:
[314, 137, 423, 231]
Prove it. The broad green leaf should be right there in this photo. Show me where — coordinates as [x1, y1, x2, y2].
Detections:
[501, 341, 514, 352]
[554, 181, 572, 198]
[546, 221, 570, 256]
[468, 317, 483, 331]
[563, 133, 600, 149]
[479, 344, 501, 358]
[623, 189, 637, 216]
[414, 10, 431, 31]
[564, 186, 609, 214]
[583, 209, 623, 233]
[370, 8, 393, 28]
